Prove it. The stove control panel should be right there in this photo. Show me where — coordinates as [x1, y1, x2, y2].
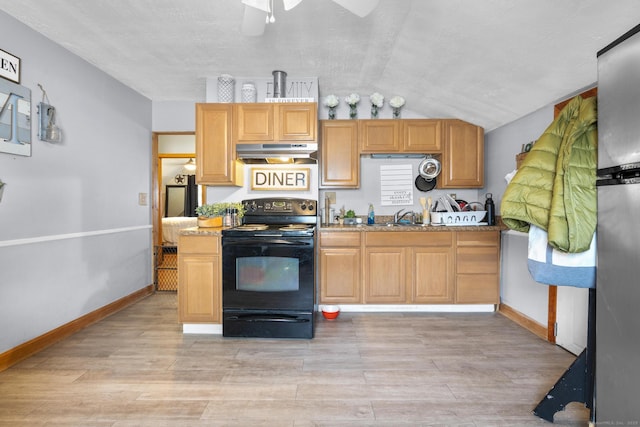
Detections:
[242, 198, 316, 216]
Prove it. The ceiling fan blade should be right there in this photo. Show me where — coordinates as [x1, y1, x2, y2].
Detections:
[283, 0, 303, 11]
[331, 0, 380, 17]
[241, 3, 267, 36]
[241, 0, 269, 12]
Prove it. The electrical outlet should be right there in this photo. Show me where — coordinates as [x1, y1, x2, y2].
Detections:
[449, 193, 457, 200]
[138, 192, 148, 206]
[325, 192, 336, 204]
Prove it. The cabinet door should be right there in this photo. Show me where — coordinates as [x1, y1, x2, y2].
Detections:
[178, 235, 222, 323]
[234, 104, 274, 142]
[319, 247, 361, 303]
[359, 120, 401, 152]
[278, 103, 317, 141]
[412, 247, 454, 303]
[364, 247, 407, 303]
[403, 120, 442, 153]
[196, 104, 242, 186]
[178, 253, 221, 322]
[320, 120, 359, 188]
[441, 120, 484, 188]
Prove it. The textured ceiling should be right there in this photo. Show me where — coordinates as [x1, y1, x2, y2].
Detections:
[1, 0, 639, 131]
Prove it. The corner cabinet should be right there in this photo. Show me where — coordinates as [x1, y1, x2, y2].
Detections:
[195, 103, 243, 186]
[234, 103, 317, 143]
[178, 234, 222, 323]
[441, 120, 484, 188]
[319, 120, 360, 188]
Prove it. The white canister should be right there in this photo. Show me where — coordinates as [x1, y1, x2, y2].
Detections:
[241, 83, 257, 103]
[217, 74, 235, 103]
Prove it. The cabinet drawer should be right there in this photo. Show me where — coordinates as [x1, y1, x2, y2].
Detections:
[456, 274, 499, 304]
[457, 246, 499, 274]
[365, 231, 451, 247]
[456, 231, 499, 246]
[179, 235, 220, 254]
[319, 231, 361, 247]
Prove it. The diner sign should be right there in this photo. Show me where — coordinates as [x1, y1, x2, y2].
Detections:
[251, 167, 310, 191]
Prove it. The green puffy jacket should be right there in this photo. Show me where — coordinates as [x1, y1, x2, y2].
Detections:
[501, 95, 597, 253]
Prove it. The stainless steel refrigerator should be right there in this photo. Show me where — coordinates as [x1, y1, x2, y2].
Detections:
[596, 23, 640, 423]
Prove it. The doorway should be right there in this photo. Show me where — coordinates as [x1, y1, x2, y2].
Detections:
[152, 132, 204, 291]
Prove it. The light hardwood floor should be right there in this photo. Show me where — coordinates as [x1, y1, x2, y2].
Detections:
[0, 293, 590, 426]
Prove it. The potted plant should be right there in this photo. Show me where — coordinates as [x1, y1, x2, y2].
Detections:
[195, 202, 244, 228]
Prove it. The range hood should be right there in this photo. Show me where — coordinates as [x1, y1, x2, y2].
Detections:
[236, 143, 318, 164]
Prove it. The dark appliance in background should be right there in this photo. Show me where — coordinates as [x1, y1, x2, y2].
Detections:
[222, 197, 317, 339]
[595, 23, 640, 423]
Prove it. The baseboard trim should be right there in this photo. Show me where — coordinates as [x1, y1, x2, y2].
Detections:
[498, 303, 548, 341]
[0, 285, 154, 372]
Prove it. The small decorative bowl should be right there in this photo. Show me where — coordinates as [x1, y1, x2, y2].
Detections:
[321, 305, 340, 320]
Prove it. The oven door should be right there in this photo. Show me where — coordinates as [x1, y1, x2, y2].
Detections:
[222, 236, 315, 312]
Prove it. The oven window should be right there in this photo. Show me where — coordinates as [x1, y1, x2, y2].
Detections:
[236, 256, 299, 292]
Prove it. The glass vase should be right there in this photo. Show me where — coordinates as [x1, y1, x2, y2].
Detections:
[392, 107, 402, 119]
[328, 106, 336, 120]
[349, 104, 358, 119]
[371, 105, 379, 119]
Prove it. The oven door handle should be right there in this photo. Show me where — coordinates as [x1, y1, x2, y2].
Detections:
[224, 239, 312, 246]
[226, 314, 310, 323]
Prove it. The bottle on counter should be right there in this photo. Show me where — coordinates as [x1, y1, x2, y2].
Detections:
[485, 193, 496, 225]
[368, 203, 375, 225]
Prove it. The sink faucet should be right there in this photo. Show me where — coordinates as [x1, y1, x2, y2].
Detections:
[394, 209, 415, 224]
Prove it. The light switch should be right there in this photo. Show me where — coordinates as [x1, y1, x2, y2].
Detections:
[325, 192, 336, 204]
[138, 192, 148, 206]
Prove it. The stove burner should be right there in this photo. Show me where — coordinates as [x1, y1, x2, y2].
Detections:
[233, 224, 269, 231]
[279, 225, 311, 231]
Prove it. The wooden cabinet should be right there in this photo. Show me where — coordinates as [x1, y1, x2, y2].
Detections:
[319, 120, 360, 188]
[359, 119, 401, 152]
[234, 103, 317, 143]
[178, 234, 222, 323]
[195, 103, 243, 186]
[319, 232, 362, 303]
[359, 119, 442, 153]
[455, 231, 500, 304]
[403, 120, 442, 152]
[363, 231, 454, 304]
[441, 120, 484, 188]
[319, 229, 498, 306]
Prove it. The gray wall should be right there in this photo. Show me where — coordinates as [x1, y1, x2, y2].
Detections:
[0, 11, 152, 353]
[485, 105, 554, 325]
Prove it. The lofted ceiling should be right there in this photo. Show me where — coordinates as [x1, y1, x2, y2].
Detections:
[1, 1, 639, 131]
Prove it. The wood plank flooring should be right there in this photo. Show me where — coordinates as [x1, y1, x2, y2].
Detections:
[0, 293, 590, 426]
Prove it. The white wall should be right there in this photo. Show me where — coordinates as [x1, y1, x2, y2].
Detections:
[484, 105, 554, 325]
[0, 11, 152, 353]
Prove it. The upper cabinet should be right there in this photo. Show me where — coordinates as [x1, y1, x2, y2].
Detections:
[440, 120, 484, 188]
[359, 119, 401, 152]
[320, 120, 360, 188]
[234, 103, 317, 143]
[195, 103, 243, 186]
[359, 119, 442, 153]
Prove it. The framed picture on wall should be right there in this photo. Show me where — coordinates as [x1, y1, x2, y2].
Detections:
[0, 49, 20, 84]
[0, 78, 31, 157]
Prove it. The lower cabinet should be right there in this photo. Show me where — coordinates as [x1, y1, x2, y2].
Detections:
[364, 232, 454, 304]
[455, 231, 500, 304]
[178, 234, 222, 323]
[319, 232, 362, 303]
[319, 229, 498, 306]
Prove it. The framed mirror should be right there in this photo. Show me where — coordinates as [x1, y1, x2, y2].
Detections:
[165, 185, 186, 217]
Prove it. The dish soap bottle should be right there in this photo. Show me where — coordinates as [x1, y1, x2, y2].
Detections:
[367, 203, 375, 225]
[485, 193, 495, 225]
